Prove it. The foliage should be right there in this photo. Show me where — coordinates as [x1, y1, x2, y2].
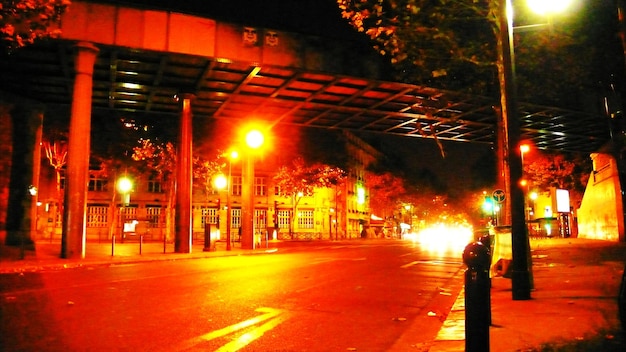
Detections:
[1, 0, 71, 52]
[523, 150, 591, 207]
[336, 0, 615, 109]
[365, 171, 406, 217]
[131, 139, 176, 184]
[193, 153, 226, 200]
[273, 157, 347, 198]
[337, 0, 497, 94]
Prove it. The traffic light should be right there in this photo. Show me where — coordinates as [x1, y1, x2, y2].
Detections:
[482, 196, 494, 213]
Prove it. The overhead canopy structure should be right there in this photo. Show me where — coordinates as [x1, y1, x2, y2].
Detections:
[0, 0, 610, 153]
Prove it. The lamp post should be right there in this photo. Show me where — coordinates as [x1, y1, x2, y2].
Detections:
[225, 150, 238, 251]
[206, 174, 227, 252]
[116, 176, 133, 242]
[241, 129, 264, 250]
[499, 0, 571, 300]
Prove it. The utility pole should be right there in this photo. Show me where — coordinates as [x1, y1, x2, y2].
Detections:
[497, 0, 531, 300]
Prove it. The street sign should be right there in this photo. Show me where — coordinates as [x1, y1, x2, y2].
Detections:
[493, 189, 506, 203]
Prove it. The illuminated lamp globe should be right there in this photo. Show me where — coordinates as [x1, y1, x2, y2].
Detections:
[246, 130, 264, 149]
[527, 0, 572, 15]
[117, 176, 133, 193]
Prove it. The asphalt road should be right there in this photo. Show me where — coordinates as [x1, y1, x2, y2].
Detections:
[1, 240, 466, 351]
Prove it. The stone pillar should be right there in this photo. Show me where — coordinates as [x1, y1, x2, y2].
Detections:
[241, 153, 254, 249]
[4, 100, 44, 248]
[61, 42, 99, 259]
[174, 93, 194, 253]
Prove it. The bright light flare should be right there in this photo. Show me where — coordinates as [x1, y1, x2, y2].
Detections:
[246, 129, 264, 149]
[214, 174, 227, 190]
[411, 222, 474, 254]
[117, 176, 133, 193]
[527, 0, 573, 15]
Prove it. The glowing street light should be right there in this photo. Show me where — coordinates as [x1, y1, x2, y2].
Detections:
[246, 129, 264, 149]
[499, 0, 572, 300]
[116, 176, 133, 205]
[213, 174, 227, 190]
[241, 127, 266, 249]
[225, 150, 239, 251]
[116, 176, 133, 242]
[527, 0, 573, 16]
[204, 173, 227, 252]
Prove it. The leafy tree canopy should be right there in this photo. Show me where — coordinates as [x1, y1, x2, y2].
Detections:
[1, 0, 70, 52]
[337, 0, 621, 109]
[274, 157, 346, 198]
[523, 149, 591, 206]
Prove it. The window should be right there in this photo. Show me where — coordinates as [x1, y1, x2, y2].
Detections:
[298, 209, 314, 229]
[88, 174, 108, 192]
[117, 204, 137, 227]
[277, 210, 291, 229]
[255, 209, 267, 230]
[231, 208, 241, 230]
[147, 174, 163, 193]
[201, 206, 220, 226]
[87, 204, 108, 228]
[255, 177, 266, 196]
[146, 205, 163, 228]
[232, 176, 242, 196]
[59, 170, 66, 190]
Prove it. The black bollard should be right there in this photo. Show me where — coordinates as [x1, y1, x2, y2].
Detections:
[463, 242, 491, 352]
[203, 223, 212, 252]
[111, 235, 116, 257]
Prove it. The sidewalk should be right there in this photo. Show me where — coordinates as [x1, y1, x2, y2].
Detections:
[0, 239, 271, 273]
[428, 237, 626, 352]
[2, 237, 626, 351]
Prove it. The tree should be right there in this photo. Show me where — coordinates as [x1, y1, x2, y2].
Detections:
[42, 135, 67, 234]
[337, 0, 497, 94]
[274, 157, 346, 237]
[365, 171, 406, 219]
[523, 151, 591, 208]
[336, 0, 615, 109]
[193, 153, 226, 210]
[1, 0, 71, 52]
[132, 139, 176, 240]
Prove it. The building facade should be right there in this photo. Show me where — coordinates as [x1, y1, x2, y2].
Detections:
[34, 132, 380, 243]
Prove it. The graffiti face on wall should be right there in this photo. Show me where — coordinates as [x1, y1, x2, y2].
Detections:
[243, 27, 258, 46]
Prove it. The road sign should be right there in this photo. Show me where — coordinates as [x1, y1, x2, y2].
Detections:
[492, 189, 506, 203]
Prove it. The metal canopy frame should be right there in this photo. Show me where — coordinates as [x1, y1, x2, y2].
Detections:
[1, 40, 610, 153]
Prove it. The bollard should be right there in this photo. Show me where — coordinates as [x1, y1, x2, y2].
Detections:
[163, 234, 167, 253]
[111, 235, 116, 257]
[463, 242, 491, 352]
[203, 223, 212, 252]
[139, 234, 143, 255]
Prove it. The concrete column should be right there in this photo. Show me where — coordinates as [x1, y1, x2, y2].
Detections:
[61, 42, 99, 259]
[174, 93, 194, 253]
[241, 153, 254, 249]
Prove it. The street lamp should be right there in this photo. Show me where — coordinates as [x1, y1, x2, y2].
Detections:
[241, 128, 265, 250]
[225, 150, 238, 251]
[116, 176, 132, 205]
[204, 174, 227, 252]
[499, 0, 571, 300]
[116, 176, 133, 242]
[519, 144, 530, 166]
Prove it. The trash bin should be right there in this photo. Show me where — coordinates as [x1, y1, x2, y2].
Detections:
[489, 226, 512, 278]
